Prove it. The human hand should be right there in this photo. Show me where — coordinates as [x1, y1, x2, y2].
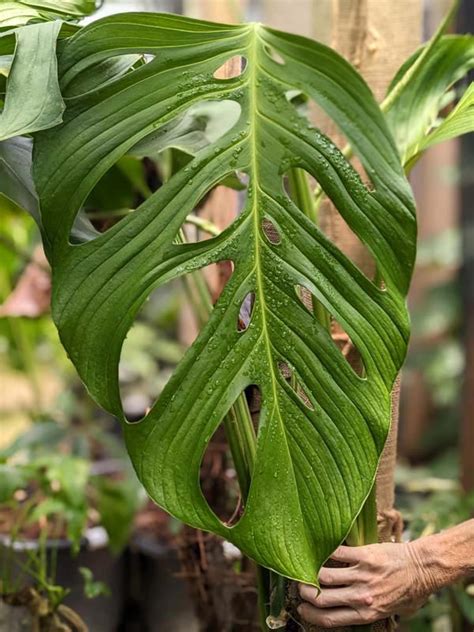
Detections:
[298, 542, 434, 628]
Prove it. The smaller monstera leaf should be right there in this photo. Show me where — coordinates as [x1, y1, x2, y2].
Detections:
[385, 34, 474, 165]
[34, 13, 416, 583]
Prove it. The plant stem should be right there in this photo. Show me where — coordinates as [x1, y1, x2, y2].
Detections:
[184, 214, 221, 237]
[346, 483, 378, 632]
[257, 565, 271, 631]
[224, 399, 256, 497]
[178, 225, 270, 632]
[346, 482, 377, 547]
[176, 229, 270, 628]
[287, 168, 318, 225]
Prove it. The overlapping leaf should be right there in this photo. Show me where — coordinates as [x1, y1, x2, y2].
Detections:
[33, 13, 416, 582]
[0, 21, 64, 140]
[385, 34, 474, 165]
[0, 0, 97, 28]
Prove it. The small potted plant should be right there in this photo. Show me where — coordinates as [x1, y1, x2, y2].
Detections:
[0, 419, 145, 632]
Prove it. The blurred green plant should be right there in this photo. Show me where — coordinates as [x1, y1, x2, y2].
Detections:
[0, 444, 144, 554]
[396, 451, 474, 632]
[78, 566, 110, 599]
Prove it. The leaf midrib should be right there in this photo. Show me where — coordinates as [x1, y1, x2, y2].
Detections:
[247, 24, 307, 546]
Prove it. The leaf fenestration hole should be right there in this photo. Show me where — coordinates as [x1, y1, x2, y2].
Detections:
[69, 155, 152, 245]
[62, 53, 146, 98]
[180, 179, 247, 244]
[199, 387, 259, 527]
[213, 56, 247, 79]
[281, 160, 379, 286]
[330, 317, 366, 378]
[237, 292, 255, 332]
[119, 281, 185, 423]
[199, 421, 243, 527]
[294, 284, 314, 313]
[179, 259, 235, 345]
[261, 217, 281, 245]
[120, 261, 234, 422]
[294, 286, 366, 378]
[277, 361, 315, 411]
[263, 45, 285, 66]
[70, 99, 243, 246]
[282, 167, 320, 218]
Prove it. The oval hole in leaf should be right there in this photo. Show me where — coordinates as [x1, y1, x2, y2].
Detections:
[199, 387, 258, 526]
[330, 317, 366, 378]
[119, 281, 185, 423]
[263, 45, 285, 66]
[62, 53, 146, 98]
[282, 162, 378, 285]
[246, 384, 262, 435]
[69, 155, 152, 245]
[180, 259, 234, 325]
[261, 217, 281, 245]
[282, 166, 320, 218]
[213, 55, 247, 79]
[284, 92, 376, 195]
[199, 421, 242, 526]
[237, 291, 255, 332]
[119, 261, 235, 422]
[277, 360, 315, 411]
[295, 286, 366, 378]
[130, 100, 242, 163]
[181, 179, 247, 244]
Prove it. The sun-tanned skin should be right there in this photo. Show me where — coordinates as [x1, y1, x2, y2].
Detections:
[298, 519, 474, 628]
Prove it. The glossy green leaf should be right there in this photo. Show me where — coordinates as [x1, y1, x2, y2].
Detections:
[62, 53, 142, 98]
[416, 82, 474, 154]
[34, 13, 416, 583]
[385, 34, 474, 164]
[0, 21, 64, 141]
[0, 0, 97, 28]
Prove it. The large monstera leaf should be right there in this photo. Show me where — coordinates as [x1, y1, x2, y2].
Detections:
[34, 13, 416, 583]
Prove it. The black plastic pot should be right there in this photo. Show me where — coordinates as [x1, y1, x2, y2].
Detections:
[0, 527, 125, 632]
[123, 533, 199, 632]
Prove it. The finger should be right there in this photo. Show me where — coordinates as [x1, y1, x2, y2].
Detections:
[330, 545, 367, 564]
[319, 565, 358, 586]
[299, 584, 373, 609]
[298, 583, 319, 604]
[315, 587, 374, 609]
[297, 604, 367, 627]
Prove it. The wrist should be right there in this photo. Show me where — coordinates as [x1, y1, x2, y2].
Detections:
[407, 521, 474, 595]
[406, 537, 442, 596]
